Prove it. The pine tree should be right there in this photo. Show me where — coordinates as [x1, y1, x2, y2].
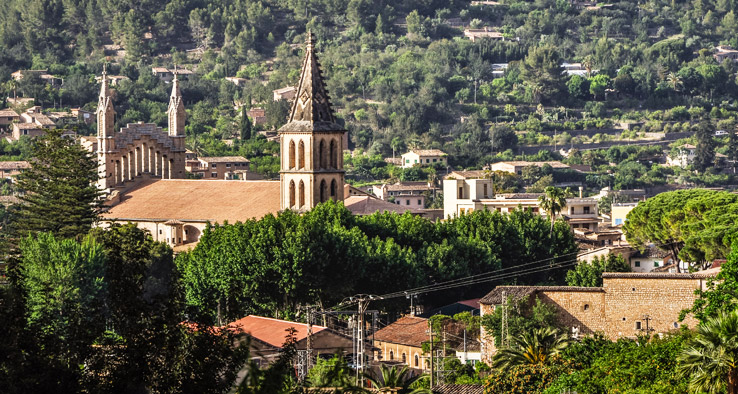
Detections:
[14, 129, 102, 239]
[729, 130, 738, 173]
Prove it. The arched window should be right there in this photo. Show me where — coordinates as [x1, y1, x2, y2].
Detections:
[289, 140, 296, 169]
[389, 350, 394, 361]
[299, 181, 305, 207]
[318, 140, 325, 169]
[330, 179, 337, 199]
[414, 354, 419, 367]
[320, 180, 327, 202]
[289, 180, 295, 207]
[402, 353, 407, 363]
[329, 139, 337, 168]
[298, 140, 305, 169]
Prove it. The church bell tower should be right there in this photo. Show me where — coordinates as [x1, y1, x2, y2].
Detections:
[279, 32, 346, 211]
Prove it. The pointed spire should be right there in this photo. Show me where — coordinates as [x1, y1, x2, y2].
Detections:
[280, 30, 342, 131]
[168, 64, 186, 137]
[99, 63, 110, 101]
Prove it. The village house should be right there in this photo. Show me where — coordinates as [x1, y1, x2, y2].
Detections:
[225, 76, 248, 87]
[666, 144, 696, 167]
[714, 45, 738, 62]
[463, 28, 505, 42]
[371, 181, 439, 210]
[611, 202, 638, 226]
[273, 86, 297, 101]
[151, 67, 193, 82]
[478, 270, 717, 362]
[95, 74, 129, 86]
[189, 156, 251, 179]
[12, 69, 62, 86]
[246, 107, 267, 125]
[443, 178, 602, 231]
[401, 149, 448, 168]
[6, 97, 34, 106]
[0, 161, 30, 179]
[228, 315, 365, 367]
[0, 109, 20, 132]
[487, 161, 570, 175]
[373, 315, 429, 370]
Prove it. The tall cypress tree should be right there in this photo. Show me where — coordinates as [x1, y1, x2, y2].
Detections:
[14, 129, 102, 239]
[694, 120, 715, 172]
[240, 107, 252, 141]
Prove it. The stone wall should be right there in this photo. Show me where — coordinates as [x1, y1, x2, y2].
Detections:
[538, 289, 605, 336]
[374, 340, 427, 370]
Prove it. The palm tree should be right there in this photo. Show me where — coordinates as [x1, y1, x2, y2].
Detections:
[538, 186, 568, 233]
[678, 310, 738, 394]
[364, 364, 430, 394]
[492, 327, 570, 369]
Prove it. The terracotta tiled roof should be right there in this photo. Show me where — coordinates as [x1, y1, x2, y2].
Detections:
[480, 285, 603, 305]
[383, 182, 436, 192]
[198, 156, 250, 163]
[602, 272, 718, 279]
[0, 161, 30, 170]
[491, 161, 569, 169]
[102, 179, 280, 223]
[14, 123, 42, 129]
[0, 109, 19, 117]
[432, 384, 484, 394]
[227, 315, 326, 348]
[344, 195, 422, 215]
[374, 316, 428, 347]
[409, 149, 446, 156]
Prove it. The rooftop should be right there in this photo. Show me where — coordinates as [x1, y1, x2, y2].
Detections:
[602, 272, 718, 279]
[0, 161, 30, 170]
[227, 315, 327, 348]
[406, 149, 447, 156]
[480, 285, 604, 305]
[198, 156, 250, 163]
[102, 179, 280, 223]
[0, 109, 19, 117]
[343, 195, 423, 215]
[491, 161, 570, 169]
[374, 316, 428, 347]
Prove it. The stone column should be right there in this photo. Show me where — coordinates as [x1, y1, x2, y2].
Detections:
[168, 159, 173, 179]
[155, 151, 160, 176]
[122, 155, 129, 182]
[162, 156, 169, 179]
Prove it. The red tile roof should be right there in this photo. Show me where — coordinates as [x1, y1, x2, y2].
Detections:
[227, 315, 326, 348]
[374, 316, 428, 347]
[344, 195, 422, 215]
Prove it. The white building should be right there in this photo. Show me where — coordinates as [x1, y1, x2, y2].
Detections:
[401, 149, 447, 168]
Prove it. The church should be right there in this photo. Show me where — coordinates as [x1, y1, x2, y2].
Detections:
[97, 33, 418, 250]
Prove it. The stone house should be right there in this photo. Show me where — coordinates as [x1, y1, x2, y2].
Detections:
[373, 315, 429, 371]
[273, 86, 297, 101]
[372, 181, 439, 209]
[246, 107, 267, 125]
[463, 28, 504, 42]
[487, 161, 569, 175]
[0, 109, 20, 132]
[401, 149, 447, 168]
[0, 161, 30, 179]
[191, 156, 251, 179]
[478, 271, 716, 362]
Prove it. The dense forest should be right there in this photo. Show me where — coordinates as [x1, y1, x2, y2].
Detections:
[1, 0, 737, 182]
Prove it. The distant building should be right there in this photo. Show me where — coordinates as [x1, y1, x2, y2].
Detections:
[479, 270, 718, 361]
[666, 144, 696, 168]
[71, 108, 95, 125]
[0, 109, 20, 132]
[6, 97, 34, 106]
[152, 67, 193, 82]
[463, 28, 505, 42]
[0, 161, 30, 179]
[95, 74, 129, 86]
[273, 86, 297, 101]
[246, 107, 267, 125]
[611, 202, 638, 226]
[372, 181, 438, 210]
[488, 160, 569, 175]
[190, 156, 251, 180]
[225, 77, 248, 87]
[401, 149, 447, 168]
[373, 315, 429, 370]
[11, 70, 62, 86]
[443, 178, 601, 231]
[714, 45, 738, 62]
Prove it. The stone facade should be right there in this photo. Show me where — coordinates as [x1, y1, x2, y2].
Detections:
[479, 272, 715, 363]
[279, 32, 345, 211]
[94, 69, 186, 192]
[374, 340, 428, 370]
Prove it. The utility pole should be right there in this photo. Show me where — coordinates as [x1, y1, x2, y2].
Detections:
[501, 290, 508, 348]
[350, 295, 375, 386]
[428, 321, 434, 389]
[306, 305, 314, 373]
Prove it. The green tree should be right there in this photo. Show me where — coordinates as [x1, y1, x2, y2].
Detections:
[492, 327, 570, 369]
[19, 232, 107, 388]
[588, 74, 611, 100]
[241, 107, 252, 140]
[14, 129, 102, 239]
[538, 186, 568, 233]
[519, 45, 565, 103]
[365, 364, 429, 394]
[688, 240, 738, 322]
[567, 75, 589, 100]
[679, 309, 738, 394]
[729, 131, 738, 173]
[695, 120, 716, 172]
[565, 254, 631, 287]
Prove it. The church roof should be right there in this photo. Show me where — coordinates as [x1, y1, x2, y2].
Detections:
[102, 179, 280, 223]
[279, 32, 344, 133]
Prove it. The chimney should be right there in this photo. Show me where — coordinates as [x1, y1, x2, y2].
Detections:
[579, 186, 583, 198]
